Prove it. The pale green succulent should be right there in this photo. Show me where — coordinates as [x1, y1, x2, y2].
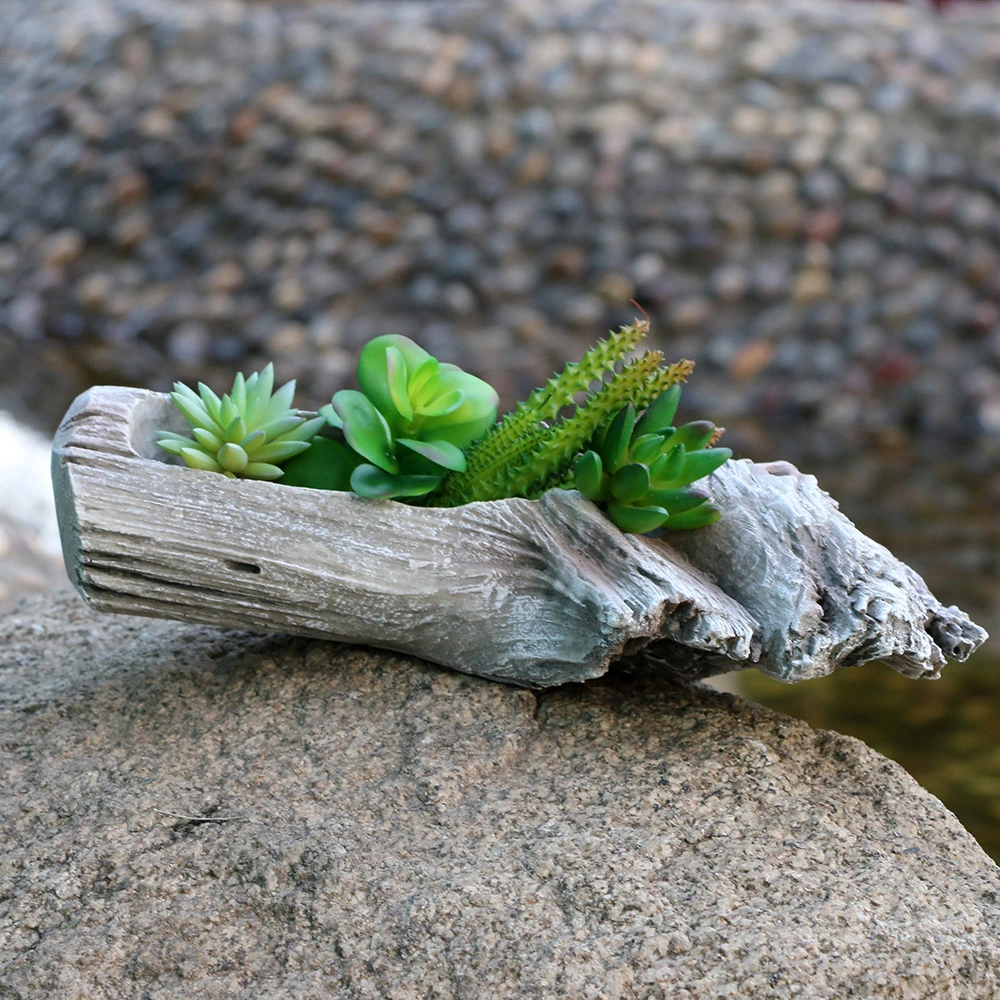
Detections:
[157, 364, 325, 480]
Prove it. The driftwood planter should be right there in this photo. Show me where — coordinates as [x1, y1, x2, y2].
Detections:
[52, 386, 987, 688]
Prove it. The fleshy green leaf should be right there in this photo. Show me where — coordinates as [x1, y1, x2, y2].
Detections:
[661, 502, 724, 530]
[647, 487, 710, 514]
[661, 420, 717, 454]
[179, 447, 223, 473]
[191, 427, 224, 452]
[155, 434, 188, 457]
[397, 438, 467, 472]
[194, 382, 223, 424]
[261, 379, 297, 426]
[409, 356, 440, 404]
[416, 388, 465, 418]
[250, 440, 312, 464]
[243, 462, 285, 481]
[649, 444, 686, 486]
[320, 403, 343, 430]
[671, 447, 732, 487]
[219, 395, 239, 430]
[386, 345, 414, 422]
[222, 414, 247, 444]
[230, 371, 247, 413]
[574, 450, 605, 501]
[170, 392, 217, 433]
[634, 385, 682, 438]
[238, 429, 267, 452]
[256, 414, 306, 441]
[418, 367, 499, 448]
[350, 464, 441, 499]
[610, 463, 651, 504]
[280, 437, 359, 491]
[607, 503, 669, 535]
[357, 334, 431, 424]
[599, 405, 637, 473]
[333, 390, 398, 474]
[218, 443, 249, 473]
[630, 433, 664, 466]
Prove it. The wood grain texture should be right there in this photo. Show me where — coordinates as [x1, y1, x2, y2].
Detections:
[51, 387, 986, 687]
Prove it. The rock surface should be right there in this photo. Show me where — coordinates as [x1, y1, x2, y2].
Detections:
[2, 591, 998, 999]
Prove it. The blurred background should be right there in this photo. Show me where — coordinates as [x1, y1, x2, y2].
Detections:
[0, 0, 997, 858]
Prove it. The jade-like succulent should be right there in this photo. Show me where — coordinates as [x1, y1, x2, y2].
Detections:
[573, 384, 731, 534]
[157, 364, 325, 480]
[321, 334, 499, 499]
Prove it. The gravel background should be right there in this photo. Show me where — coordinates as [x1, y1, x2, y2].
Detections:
[1, 0, 999, 634]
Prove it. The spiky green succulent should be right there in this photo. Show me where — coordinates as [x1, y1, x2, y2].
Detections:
[320, 334, 499, 500]
[573, 384, 731, 534]
[431, 318, 695, 507]
[157, 364, 325, 480]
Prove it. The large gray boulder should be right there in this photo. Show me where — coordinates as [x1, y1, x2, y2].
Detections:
[2, 591, 998, 999]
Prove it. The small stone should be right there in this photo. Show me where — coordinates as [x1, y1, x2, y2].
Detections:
[730, 105, 769, 137]
[514, 149, 550, 185]
[228, 106, 261, 144]
[956, 193, 997, 233]
[668, 295, 711, 330]
[443, 282, 475, 316]
[761, 202, 803, 240]
[112, 212, 152, 250]
[139, 107, 175, 139]
[629, 253, 665, 286]
[710, 263, 749, 303]
[361, 248, 413, 287]
[76, 273, 112, 310]
[788, 135, 826, 173]
[753, 261, 791, 300]
[166, 321, 210, 364]
[110, 170, 149, 209]
[40, 229, 84, 267]
[593, 272, 634, 305]
[203, 262, 244, 295]
[728, 337, 774, 380]
[804, 209, 841, 243]
[792, 268, 832, 304]
[545, 247, 588, 281]
[5, 294, 43, 340]
[267, 323, 308, 355]
[561, 293, 604, 329]
[271, 277, 306, 313]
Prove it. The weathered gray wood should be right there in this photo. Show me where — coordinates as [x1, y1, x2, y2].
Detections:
[51, 387, 986, 687]
[659, 460, 987, 681]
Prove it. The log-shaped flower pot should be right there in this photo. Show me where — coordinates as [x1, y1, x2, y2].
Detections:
[52, 387, 986, 687]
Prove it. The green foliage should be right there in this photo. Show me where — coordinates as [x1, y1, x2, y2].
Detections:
[319, 334, 499, 500]
[572, 383, 732, 534]
[156, 364, 324, 480]
[430, 318, 698, 508]
[154, 321, 730, 536]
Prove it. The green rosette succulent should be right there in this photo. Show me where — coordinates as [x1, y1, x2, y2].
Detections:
[321, 334, 499, 500]
[573, 385, 731, 534]
[157, 364, 325, 480]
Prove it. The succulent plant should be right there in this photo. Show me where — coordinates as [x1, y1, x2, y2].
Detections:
[320, 334, 499, 500]
[157, 364, 325, 480]
[573, 384, 732, 534]
[432, 317, 695, 508]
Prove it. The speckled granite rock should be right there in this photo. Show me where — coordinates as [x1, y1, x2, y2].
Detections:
[2, 591, 998, 998]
